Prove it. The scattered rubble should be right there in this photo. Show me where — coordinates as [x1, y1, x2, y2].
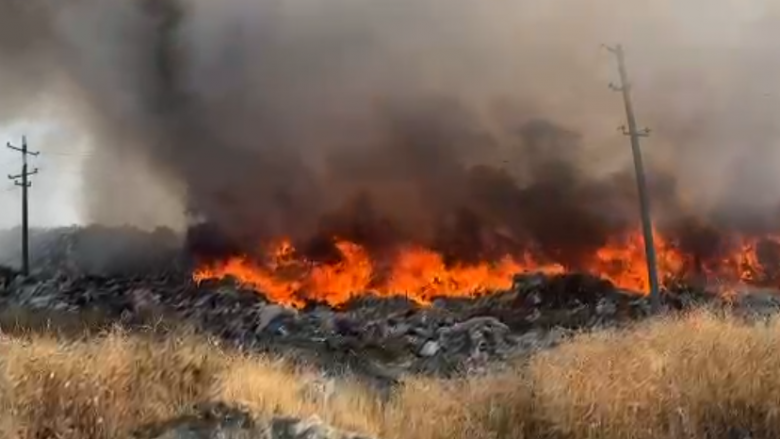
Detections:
[0, 261, 737, 384]
[0, 226, 777, 384]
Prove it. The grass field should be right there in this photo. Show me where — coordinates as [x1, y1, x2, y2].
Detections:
[0, 310, 776, 439]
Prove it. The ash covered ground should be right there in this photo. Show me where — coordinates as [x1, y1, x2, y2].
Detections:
[1, 225, 778, 392]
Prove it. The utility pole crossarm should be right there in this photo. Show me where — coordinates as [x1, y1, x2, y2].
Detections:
[605, 43, 661, 312]
[6, 143, 39, 156]
[8, 168, 38, 181]
[6, 136, 40, 276]
[619, 126, 650, 137]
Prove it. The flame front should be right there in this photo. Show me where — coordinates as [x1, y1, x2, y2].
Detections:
[193, 231, 780, 308]
[194, 239, 566, 307]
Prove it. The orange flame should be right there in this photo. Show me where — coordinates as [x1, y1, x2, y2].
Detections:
[193, 238, 565, 307]
[192, 231, 780, 308]
[587, 231, 687, 292]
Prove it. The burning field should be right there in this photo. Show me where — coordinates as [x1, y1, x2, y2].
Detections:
[3, 223, 779, 381]
[191, 230, 780, 308]
[3, 225, 780, 439]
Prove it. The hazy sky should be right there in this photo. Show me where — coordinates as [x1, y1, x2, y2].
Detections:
[0, 121, 83, 228]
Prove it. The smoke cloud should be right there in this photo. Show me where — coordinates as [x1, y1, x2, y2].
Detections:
[0, 0, 779, 265]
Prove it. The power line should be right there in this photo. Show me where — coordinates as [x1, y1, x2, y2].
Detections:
[6, 136, 40, 276]
[604, 43, 661, 313]
[42, 151, 96, 158]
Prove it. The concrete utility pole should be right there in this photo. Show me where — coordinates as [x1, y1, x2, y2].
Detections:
[7, 136, 39, 276]
[605, 44, 661, 312]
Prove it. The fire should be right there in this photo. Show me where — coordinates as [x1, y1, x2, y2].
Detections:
[699, 236, 780, 296]
[193, 231, 780, 308]
[587, 232, 687, 293]
[193, 238, 564, 307]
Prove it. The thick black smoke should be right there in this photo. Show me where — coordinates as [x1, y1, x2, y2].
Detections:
[1, 0, 780, 269]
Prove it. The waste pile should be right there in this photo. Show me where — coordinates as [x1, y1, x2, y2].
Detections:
[0, 261, 752, 387]
[1, 226, 779, 386]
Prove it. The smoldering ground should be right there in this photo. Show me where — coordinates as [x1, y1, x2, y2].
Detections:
[0, 0, 780, 267]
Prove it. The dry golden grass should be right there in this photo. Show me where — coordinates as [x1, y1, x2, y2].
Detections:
[0, 311, 779, 439]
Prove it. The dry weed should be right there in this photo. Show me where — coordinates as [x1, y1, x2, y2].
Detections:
[0, 311, 777, 439]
